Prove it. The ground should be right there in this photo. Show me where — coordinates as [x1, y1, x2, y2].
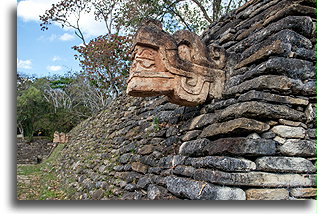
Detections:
[16, 144, 73, 200]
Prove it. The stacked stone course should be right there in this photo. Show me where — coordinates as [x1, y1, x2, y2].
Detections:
[17, 137, 57, 164]
[56, 0, 316, 200]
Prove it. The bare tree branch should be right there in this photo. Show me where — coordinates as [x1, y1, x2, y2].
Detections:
[190, 0, 213, 24]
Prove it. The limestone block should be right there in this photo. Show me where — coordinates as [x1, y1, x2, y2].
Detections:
[179, 137, 276, 157]
[279, 139, 316, 157]
[131, 162, 149, 174]
[271, 125, 306, 138]
[200, 118, 270, 138]
[290, 188, 316, 198]
[237, 90, 309, 106]
[278, 119, 303, 127]
[188, 113, 217, 130]
[194, 169, 316, 187]
[187, 156, 256, 172]
[147, 184, 168, 200]
[273, 136, 286, 144]
[224, 75, 294, 96]
[219, 101, 305, 122]
[181, 130, 202, 141]
[246, 189, 289, 200]
[255, 157, 315, 173]
[138, 145, 154, 155]
[165, 176, 246, 200]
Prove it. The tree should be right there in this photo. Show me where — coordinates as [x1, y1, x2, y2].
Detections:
[73, 34, 131, 98]
[39, 0, 249, 104]
[17, 84, 51, 138]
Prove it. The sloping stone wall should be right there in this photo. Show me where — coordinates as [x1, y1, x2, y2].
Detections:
[56, 0, 316, 200]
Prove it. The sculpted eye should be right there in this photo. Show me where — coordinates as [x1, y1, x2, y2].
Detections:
[136, 58, 155, 68]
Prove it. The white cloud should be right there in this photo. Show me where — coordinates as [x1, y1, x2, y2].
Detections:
[52, 56, 61, 62]
[17, 58, 32, 69]
[59, 33, 75, 41]
[47, 65, 62, 72]
[17, 0, 108, 38]
[17, 0, 60, 22]
[48, 34, 58, 42]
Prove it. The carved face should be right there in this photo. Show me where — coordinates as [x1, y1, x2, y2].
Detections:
[127, 45, 175, 97]
[126, 21, 225, 106]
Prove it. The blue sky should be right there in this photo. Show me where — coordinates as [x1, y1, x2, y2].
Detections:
[17, 0, 107, 78]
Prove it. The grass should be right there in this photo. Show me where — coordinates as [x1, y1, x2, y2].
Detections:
[17, 144, 74, 200]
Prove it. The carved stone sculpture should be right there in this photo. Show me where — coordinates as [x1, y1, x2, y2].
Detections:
[127, 19, 226, 106]
[53, 131, 69, 144]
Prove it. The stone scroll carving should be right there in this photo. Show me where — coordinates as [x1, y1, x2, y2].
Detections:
[126, 20, 226, 106]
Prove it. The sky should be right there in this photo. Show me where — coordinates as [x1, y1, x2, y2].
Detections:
[17, 0, 108, 78]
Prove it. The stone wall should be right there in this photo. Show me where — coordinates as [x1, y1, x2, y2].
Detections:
[56, 0, 316, 200]
[17, 137, 57, 164]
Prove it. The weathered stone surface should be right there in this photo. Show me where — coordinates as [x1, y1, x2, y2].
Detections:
[194, 169, 316, 187]
[228, 16, 313, 53]
[91, 189, 104, 200]
[179, 138, 210, 157]
[173, 165, 196, 177]
[261, 131, 276, 139]
[237, 90, 309, 106]
[278, 119, 303, 127]
[124, 183, 137, 192]
[181, 130, 202, 141]
[235, 40, 287, 69]
[188, 113, 217, 130]
[180, 137, 276, 157]
[271, 125, 306, 138]
[165, 176, 246, 200]
[201, 98, 237, 113]
[224, 75, 294, 96]
[240, 32, 313, 65]
[307, 129, 315, 139]
[246, 133, 261, 139]
[290, 188, 316, 198]
[126, 19, 225, 106]
[294, 47, 316, 62]
[246, 189, 289, 200]
[136, 176, 152, 189]
[138, 145, 154, 155]
[131, 162, 148, 174]
[200, 118, 270, 138]
[305, 103, 315, 124]
[187, 156, 256, 172]
[279, 139, 316, 157]
[118, 153, 131, 164]
[255, 157, 315, 173]
[219, 101, 305, 122]
[147, 184, 168, 200]
[158, 155, 187, 169]
[273, 136, 286, 144]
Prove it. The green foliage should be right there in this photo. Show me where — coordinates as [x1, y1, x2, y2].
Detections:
[73, 34, 132, 98]
[17, 84, 52, 138]
[152, 117, 160, 131]
[50, 77, 73, 89]
[16, 73, 96, 139]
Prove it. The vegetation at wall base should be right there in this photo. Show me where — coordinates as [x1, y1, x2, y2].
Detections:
[17, 144, 75, 200]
